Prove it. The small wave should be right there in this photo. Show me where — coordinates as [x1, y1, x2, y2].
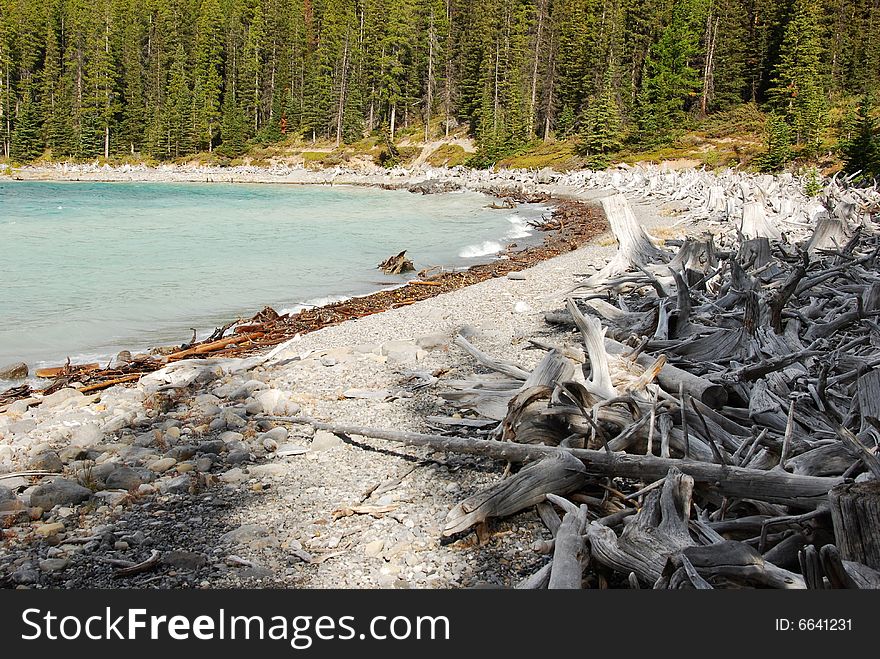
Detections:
[459, 240, 503, 258]
[280, 294, 352, 316]
[505, 214, 533, 239]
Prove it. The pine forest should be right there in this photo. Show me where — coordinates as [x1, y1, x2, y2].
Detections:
[0, 0, 879, 176]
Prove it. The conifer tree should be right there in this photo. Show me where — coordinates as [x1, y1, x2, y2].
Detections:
[11, 88, 42, 162]
[579, 74, 623, 161]
[768, 0, 825, 149]
[841, 95, 880, 180]
[635, 0, 707, 143]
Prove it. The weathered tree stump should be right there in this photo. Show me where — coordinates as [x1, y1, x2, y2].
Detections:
[378, 250, 415, 274]
[828, 480, 880, 570]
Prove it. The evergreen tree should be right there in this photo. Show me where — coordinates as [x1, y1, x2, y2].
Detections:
[759, 111, 793, 170]
[218, 92, 248, 156]
[768, 0, 825, 149]
[841, 95, 880, 180]
[11, 88, 42, 162]
[578, 75, 623, 161]
[635, 0, 707, 143]
[194, 0, 224, 152]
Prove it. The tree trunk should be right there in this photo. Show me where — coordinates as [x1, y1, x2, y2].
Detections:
[829, 481, 880, 570]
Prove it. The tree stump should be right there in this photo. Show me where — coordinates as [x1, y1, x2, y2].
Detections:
[828, 480, 880, 570]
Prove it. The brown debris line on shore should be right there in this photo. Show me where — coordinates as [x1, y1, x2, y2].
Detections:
[0, 199, 607, 407]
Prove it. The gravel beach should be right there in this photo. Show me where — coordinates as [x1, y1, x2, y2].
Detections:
[0, 169, 685, 589]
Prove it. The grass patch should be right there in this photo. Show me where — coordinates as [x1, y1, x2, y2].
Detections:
[426, 143, 469, 167]
[497, 140, 581, 170]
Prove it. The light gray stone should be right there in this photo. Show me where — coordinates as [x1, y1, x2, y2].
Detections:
[310, 430, 343, 452]
[219, 524, 271, 545]
[69, 423, 103, 448]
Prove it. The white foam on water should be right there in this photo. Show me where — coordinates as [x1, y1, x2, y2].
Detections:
[459, 240, 503, 258]
[279, 294, 352, 316]
[505, 214, 533, 239]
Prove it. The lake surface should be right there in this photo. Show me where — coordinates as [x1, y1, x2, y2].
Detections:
[0, 181, 548, 381]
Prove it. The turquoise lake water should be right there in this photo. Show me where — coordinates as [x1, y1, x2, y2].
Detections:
[0, 181, 548, 379]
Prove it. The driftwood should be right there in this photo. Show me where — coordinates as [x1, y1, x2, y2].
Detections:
[264, 178, 880, 588]
[829, 481, 880, 570]
[547, 498, 589, 589]
[443, 451, 587, 536]
[378, 250, 415, 274]
[267, 417, 842, 508]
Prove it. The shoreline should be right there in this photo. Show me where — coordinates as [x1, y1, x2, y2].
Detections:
[0, 192, 605, 405]
[0, 185, 684, 589]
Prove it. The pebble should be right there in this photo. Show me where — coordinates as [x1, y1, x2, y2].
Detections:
[163, 550, 208, 571]
[29, 479, 93, 509]
[219, 524, 271, 545]
[105, 466, 144, 490]
[39, 558, 69, 572]
[70, 423, 103, 447]
[310, 430, 343, 452]
[36, 522, 65, 537]
[148, 457, 178, 473]
[276, 444, 308, 457]
[12, 564, 39, 585]
[28, 451, 64, 472]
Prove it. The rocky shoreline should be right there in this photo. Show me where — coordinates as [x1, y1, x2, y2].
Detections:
[0, 167, 691, 589]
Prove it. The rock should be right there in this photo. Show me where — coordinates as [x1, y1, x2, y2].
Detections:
[160, 475, 191, 494]
[415, 334, 450, 350]
[254, 389, 301, 416]
[104, 466, 144, 490]
[276, 444, 308, 457]
[29, 479, 92, 509]
[310, 430, 343, 452]
[226, 450, 251, 465]
[147, 457, 177, 473]
[0, 485, 13, 502]
[36, 522, 65, 537]
[248, 463, 287, 478]
[219, 524, 271, 545]
[12, 564, 39, 585]
[364, 540, 385, 557]
[223, 411, 247, 430]
[219, 431, 244, 444]
[261, 426, 289, 442]
[381, 340, 420, 364]
[40, 388, 84, 409]
[163, 550, 208, 571]
[166, 445, 198, 461]
[0, 361, 28, 379]
[244, 400, 262, 415]
[514, 301, 532, 313]
[28, 451, 63, 473]
[196, 439, 224, 454]
[507, 272, 527, 281]
[38, 558, 68, 572]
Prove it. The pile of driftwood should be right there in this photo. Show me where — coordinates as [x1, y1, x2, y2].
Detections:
[275, 191, 880, 589]
[1, 200, 605, 408]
